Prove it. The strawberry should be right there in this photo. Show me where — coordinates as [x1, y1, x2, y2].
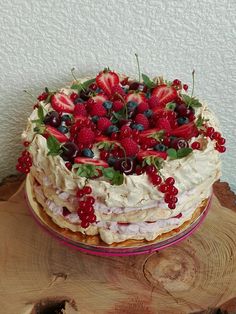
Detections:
[151, 85, 177, 107]
[113, 100, 124, 112]
[74, 157, 109, 168]
[134, 114, 149, 130]
[125, 92, 146, 105]
[120, 138, 139, 157]
[97, 117, 112, 132]
[137, 150, 167, 161]
[170, 122, 199, 140]
[137, 101, 149, 113]
[45, 125, 68, 143]
[51, 93, 75, 113]
[94, 135, 111, 142]
[73, 103, 87, 116]
[148, 96, 159, 109]
[140, 128, 160, 138]
[77, 127, 95, 145]
[96, 70, 120, 96]
[91, 93, 108, 106]
[89, 103, 107, 117]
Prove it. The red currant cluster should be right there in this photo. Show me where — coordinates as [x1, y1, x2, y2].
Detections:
[16, 150, 32, 174]
[205, 126, 226, 153]
[146, 166, 179, 209]
[191, 141, 201, 150]
[76, 186, 96, 228]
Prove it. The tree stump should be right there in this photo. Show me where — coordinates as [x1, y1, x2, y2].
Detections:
[0, 178, 236, 314]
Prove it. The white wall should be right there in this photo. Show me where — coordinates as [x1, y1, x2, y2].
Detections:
[0, 0, 235, 191]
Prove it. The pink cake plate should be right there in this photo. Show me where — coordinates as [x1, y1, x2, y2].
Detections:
[25, 175, 212, 256]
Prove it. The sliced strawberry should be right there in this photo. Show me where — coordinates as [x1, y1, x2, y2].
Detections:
[137, 150, 167, 161]
[125, 92, 146, 105]
[95, 135, 111, 142]
[140, 128, 160, 138]
[151, 85, 177, 107]
[74, 157, 109, 168]
[51, 93, 75, 113]
[170, 122, 199, 140]
[45, 125, 68, 143]
[96, 70, 120, 96]
[91, 93, 108, 106]
[155, 118, 172, 131]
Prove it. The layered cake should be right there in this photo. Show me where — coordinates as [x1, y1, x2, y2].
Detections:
[17, 68, 226, 244]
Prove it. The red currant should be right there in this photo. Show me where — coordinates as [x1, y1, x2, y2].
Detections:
[212, 131, 221, 141]
[83, 186, 92, 195]
[191, 142, 201, 150]
[65, 162, 72, 170]
[79, 201, 87, 209]
[89, 83, 97, 91]
[164, 193, 174, 203]
[77, 208, 86, 216]
[77, 189, 84, 198]
[81, 221, 90, 228]
[151, 175, 162, 186]
[146, 165, 156, 175]
[183, 84, 188, 91]
[100, 150, 109, 160]
[168, 186, 178, 195]
[86, 196, 95, 205]
[135, 167, 144, 175]
[159, 184, 168, 193]
[206, 127, 214, 137]
[172, 197, 178, 203]
[89, 214, 97, 223]
[165, 177, 175, 186]
[168, 202, 176, 209]
[70, 92, 78, 102]
[173, 79, 181, 85]
[217, 137, 226, 145]
[23, 141, 30, 147]
[216, 145, 226, 153]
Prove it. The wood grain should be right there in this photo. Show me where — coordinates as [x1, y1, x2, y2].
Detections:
[0, 178, 236, 314]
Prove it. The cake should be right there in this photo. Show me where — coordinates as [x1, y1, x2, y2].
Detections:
[17, 68, 226, 245]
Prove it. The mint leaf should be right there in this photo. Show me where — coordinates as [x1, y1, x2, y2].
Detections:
[182, 94, 202, 108]
[176, 148, 193, 158]
[102, 167, 124, 185]
[74, 164, 101, 178]
[96, 141, 115, 151]
[142, 156, 164, 170]
[71, 78, 96, 91]
[167, 148, 178, 160]
[195, 115, 209, 129]
[142, 73, 156, 89]
[166, 102, 176, 110]
[47, 135, 62, 156]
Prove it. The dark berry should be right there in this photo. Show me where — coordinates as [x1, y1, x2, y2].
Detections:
[107, 156, 117, 166]
[61, 142, 79, 161]
[127, 101, 138, 111]
[177, 116, 189, 125]
[131, 124, 144, 131]
[57, 125, 69, 134]
[44, 111, 61, 127]
[106, 125, 119, 135]
[61, 114, 71, 122]
[143, 109, 153, 118]
[170, 138, 188, 150]
[103, 101, 113, 110]
[114, 158, 136, 175]
[91, 115, 99, 123]
[79, 89, 90, 101]
[82, 148, 94, 158]
[74, 97, 85, 104]
[129, 82, 147, 92]
[154, 144, 166, 152]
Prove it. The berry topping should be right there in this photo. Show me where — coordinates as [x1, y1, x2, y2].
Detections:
[134, 114, 149, 130]
[82, 148, 94, 158]
[89, 103, 107, 117]
[77, 127, 95, 145]
[74, 103, 87, 116]
[74, 157, 109, 168]
[45, 125, 68, 143]
[97, 117, 112, 132]
[96, 69, 120, 96]
[114, 158, 136, 175]
[61, 142, 79, 161]
[44, 111, 61, 127]
[113, 100, 124, 112]
[126, 92, 146, 105]
[51, 93, 75, 113]
[120, 138, 139, 157]
[191, 141, 201, 150]
[151, 85, 177, 107]
[137, 102, 149, 113]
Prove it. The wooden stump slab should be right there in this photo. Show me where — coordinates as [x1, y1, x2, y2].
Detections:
[0, 179, 236, 314]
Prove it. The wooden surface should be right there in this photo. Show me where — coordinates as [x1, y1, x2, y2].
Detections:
[0, 177, 236, 314]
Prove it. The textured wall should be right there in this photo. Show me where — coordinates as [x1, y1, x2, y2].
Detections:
[0, 0, 235, 191]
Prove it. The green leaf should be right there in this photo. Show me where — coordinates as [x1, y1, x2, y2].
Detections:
[111, 171, 124, 185]
[165, 102, 176, 111]
[71, 78, 96, 91]
[176, 147, 193, 158]
[102, 167, 124, 185]
[74, 164, 101, 178]
[47, 135, 61, 156]
[167, 148, 178, 160]
[38, 105, 44, 122]
[182, 94, 202, 108]
[142, 156, 164, 170]
[82, 78, 96, 90]
[195, 115, 209, 129]
[142, 73, 156, 89]
[96, 141, 115, 151]
[148, 130, 165, 141]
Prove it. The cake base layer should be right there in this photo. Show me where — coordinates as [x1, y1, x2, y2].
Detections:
[26, 175, 210, 250]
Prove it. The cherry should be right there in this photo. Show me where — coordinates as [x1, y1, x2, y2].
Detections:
[114, 158, 136, 175]
[61, 142, 79, 161]
[44, 111, 61, 127]
[165, 177, 175, 186]
[170, 138, 188, 150]
[191, 142, 201, 150]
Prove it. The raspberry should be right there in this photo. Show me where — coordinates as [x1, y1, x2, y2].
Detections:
[120, 138, 139, 157]
[111, 84, 126, 97]
[74, 104, 87, 116]
[148, 96, 158, 108]
[97, 117, 112, 132]
[120, 125, 132, 138]
[134, 114, 149, 130]
[77, 127, 95, 145]
[89, 103, 107, 117]
[137, 102, 149, 113]
[113, 100, 124, 112]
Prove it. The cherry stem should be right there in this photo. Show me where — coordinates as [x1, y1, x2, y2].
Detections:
[191, 69, 195, 98]
[135, 53, 141, 83]
[23, 90, 36, 100]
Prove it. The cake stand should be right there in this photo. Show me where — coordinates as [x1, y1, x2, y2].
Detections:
[25, 175, 211, 256]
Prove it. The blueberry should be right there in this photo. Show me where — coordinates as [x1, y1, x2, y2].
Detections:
[74, 97, 85, 104]
[96, 88, 102, 93]
[61, 114, 71, 122]
[92, 115, 99, 123]
[107, 156, 117, 166]
[127, 101, 138, 111]
[177, 116, 189, 125]
[132, 123, 144, 131]
[103, 101, 113, 110]
[146, 91, 151, 99]
[82, 148, 94, 158]
[106, 125, 119, 135]
[57, 125, 68, 134]
[143, 109, 153, 118]
[154, 144, 167, 152]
